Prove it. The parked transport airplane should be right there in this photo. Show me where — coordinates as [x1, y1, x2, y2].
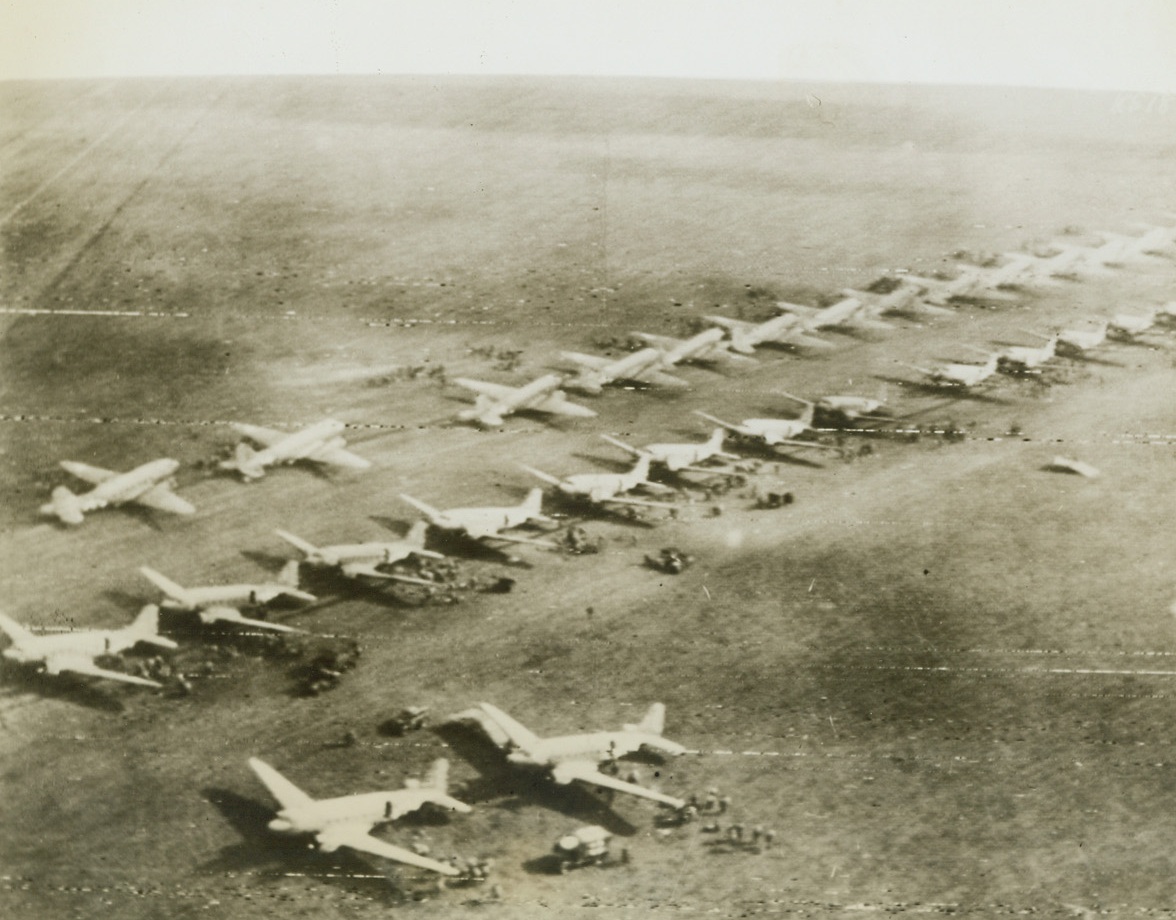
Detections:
[521, 454, 678, 510]
[631, 327, 754, 365]
[399, 489, 558, 548]
[219, 419, 371, 480]
[139, 565, 314, 634]
[456, 702, 686, 809]
[274, 524, 441, 585]
[560, 346, 688, 394]
[248, 757, 471, 877]
[454, 373, 597, 427]
[0, 606, 176, 688]
[600, 429, 739, 473]
[900, 349, 1000, 387]
[40, 458, 195, 525]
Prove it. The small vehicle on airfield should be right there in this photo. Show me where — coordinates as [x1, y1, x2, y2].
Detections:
[554, 825, 613, 872]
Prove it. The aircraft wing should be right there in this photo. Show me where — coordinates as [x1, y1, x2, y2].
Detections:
[768, 438, 840, 452]
[307, 445, 372, 470]
[551, 760, 685, 809]
[58, 461, 118, 485]
[476, 702, 542, 755]
[637, 368, 689, 388]
[339, 562, 434, 586]
[486, 534, 559, 548]
[230, 423, 288, 448]
[202, 608, 306, 634]
[135, 484, 197, 516]
[600, 496, 679, 510]
[48, 655, 162, 688]
[249, 757, 315, 810]
[452, 378, 517, 401]
[561, 351, 612, 371]
[318, 825, 459, 876]
[631, 332, 680, 351]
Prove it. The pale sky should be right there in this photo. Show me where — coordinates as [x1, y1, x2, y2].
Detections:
[1, 0, 1174, 92]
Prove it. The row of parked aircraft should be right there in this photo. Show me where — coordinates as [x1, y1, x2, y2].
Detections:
[7, 218, 1174, 883]
[34, 223, 1176, 526]
[447, 223, 1176, 426]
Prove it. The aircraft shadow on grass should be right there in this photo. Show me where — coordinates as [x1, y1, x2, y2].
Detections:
[0, 667, 126, 713]
[366, 517, 539, 568]
[433, 723, 638, 837]
[1055, 350, 1126, 367]
[872, 373, 1010, 404]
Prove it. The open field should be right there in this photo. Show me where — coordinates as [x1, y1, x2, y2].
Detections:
[2, 76, 1176, 918]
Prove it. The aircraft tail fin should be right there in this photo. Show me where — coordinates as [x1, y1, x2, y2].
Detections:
[521, 487, 546, 518]
[424, 758, 449, 791]
[138, 566, 195, 607]
[623, 702, 666, 736]
[404, 521, 430, 548]
[707, 428, 726, 451]
[42, 486, 84, 525]
[128, 604, 177, 649]
[277, 560, 302, 589]
[274, 529, 319, 558]
[219, 443, 266, 480]
[420, 758, 473, 812]
[0, 612, 34, 645]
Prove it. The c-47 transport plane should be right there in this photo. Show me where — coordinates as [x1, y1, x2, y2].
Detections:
[901, 349, 1000, 388]
[457, 702, 686, 809]
[219, 419, 371, 480]
[521, 454, 678, 510]
[248, 757, 471, 877]
[40, 458, 195, 525]
[631, 327, 754, 365]
[0, 605, 176, 688]
[694, 393, 837, 453]
[600, 430, 740, 473]
[560, 346, 688, 394]
[399, 489, 558, 548]
[454, 373, 597, 427]
[275, 524, 442, 585]
[139, 566, 315, 634]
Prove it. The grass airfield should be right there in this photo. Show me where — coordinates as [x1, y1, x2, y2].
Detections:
[2, 76, 1176, 918]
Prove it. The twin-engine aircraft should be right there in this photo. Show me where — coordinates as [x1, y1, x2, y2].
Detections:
[600, 429, 739, 473]
[139, 565, 315, 634]
[703, 297, 863, 354]
[694, 393, 835, 452]
[560, 346, 688, 394]
[399, 489, 558, 548]
[248, 757, 471, 876]
[0, 605, 176, 688]
[40, 458, 195, 525]
[630, 327, 754, 365]
[275, 523, 442, 585]
[219, 419, 371, 481]
[999, 330, 1058, 371]
[901, 349, 1000, 388]
[454, 374, 597, 427]
[1057, 319, 1109, 352]
[458, 702, 686, 809]
[521, 454, 678, 510]
[840, 281, 953, 318]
